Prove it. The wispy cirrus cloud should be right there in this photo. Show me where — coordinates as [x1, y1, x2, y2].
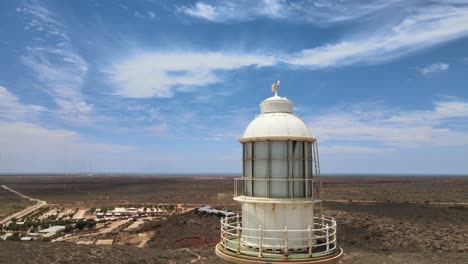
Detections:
[17, 1, 93, 123]
[106, 52, 275, 98]
[419, 62, 450, 75]
[284, 3, 468, 67]
[180, 1, 468, 69]
[309, 99, 468, 152]
[178, 0, 400, 24]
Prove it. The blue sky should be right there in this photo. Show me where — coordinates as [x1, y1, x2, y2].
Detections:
[1, 0, 468, 174]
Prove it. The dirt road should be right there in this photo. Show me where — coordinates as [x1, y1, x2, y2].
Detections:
[0, 185, 47, 225]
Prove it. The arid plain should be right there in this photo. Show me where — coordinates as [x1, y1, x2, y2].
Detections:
[0, 175, 467, 264]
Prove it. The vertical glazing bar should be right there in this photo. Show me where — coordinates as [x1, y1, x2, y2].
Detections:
[242, 143, 245, 196]
[305, 142, 308, 198]
[267, 140, 270, 198]
[302, 141, 307, 197]
[287, 140, 292, 198]
[251, 142, 254, 197]
[284, 226, 289, 257]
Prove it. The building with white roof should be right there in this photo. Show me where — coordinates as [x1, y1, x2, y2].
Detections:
[39, 226, 65, 233]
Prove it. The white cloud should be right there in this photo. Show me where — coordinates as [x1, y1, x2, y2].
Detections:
[134, 11, 156, 20]
[106, 2, 468, 97]
[320, 146, 395, 154]
[17, 2, 67, 39]
[182, 2, 217, 20]
[284, 4, 468, 67]
[309, 99, 468, 151]
[18, 2, 93, 122]
[106, 52, 275, 98]
[0, 86, 47, 121]
[0, 121, 135, 173]
[179, 0, 400, 23]
[385, 100, 468, 124]
[181, 2, 468, 69]
[419, 63, 450, 75]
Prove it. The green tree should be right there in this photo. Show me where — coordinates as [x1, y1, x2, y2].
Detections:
[75, 219, 87, 230]
[86, 219, 96, 228]
[64, 224, 74, 233]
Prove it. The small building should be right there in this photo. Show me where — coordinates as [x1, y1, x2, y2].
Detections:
[105, 212, 113, 217]
[20, 237, 33, 241]
[39, 226, 66, 233]
[113, 207, 126, 213]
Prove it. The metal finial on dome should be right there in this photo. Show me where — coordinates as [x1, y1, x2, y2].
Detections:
[271, 80, 280, 97]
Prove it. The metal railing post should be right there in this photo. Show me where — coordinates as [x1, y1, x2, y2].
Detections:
[325, 224, 329, 254]
[236, 214, 241, 254]
[308, 225, 313, 257]
[333, 218, 337, 249]
[284, 226, 288, 257]
[258, 225, 263, 257]
[234, 179, 237, 197]
[221, 218, 225, 248]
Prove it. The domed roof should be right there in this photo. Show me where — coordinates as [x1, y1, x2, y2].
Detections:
[241, 91, 313, 142]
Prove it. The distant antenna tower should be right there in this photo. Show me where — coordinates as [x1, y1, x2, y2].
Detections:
[216, 82, 343, 263]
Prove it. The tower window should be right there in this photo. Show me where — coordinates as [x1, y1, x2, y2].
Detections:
[242, 140, 316, 198]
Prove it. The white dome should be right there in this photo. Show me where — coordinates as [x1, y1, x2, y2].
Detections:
[241, 94, 313, 141]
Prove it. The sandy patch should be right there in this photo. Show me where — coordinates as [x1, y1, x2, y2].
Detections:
[73, 209, 87, 219]
[95, 239, 113, 245]
[125, 220, 143, 230]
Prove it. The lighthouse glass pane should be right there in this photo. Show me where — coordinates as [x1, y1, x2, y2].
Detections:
[253, 141, 268, 159]
[292, 141, 304, 159]
[244, 160, 252, 196]
[270, 141, 287, 159]
[292, 159, 304, 197]
[292, 141, 304, 197]
[270, 160, 288, 197]
[244, 142, 252, 159]
[253, 160, 268, 197]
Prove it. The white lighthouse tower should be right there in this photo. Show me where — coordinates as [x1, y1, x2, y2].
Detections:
[216, 82, 343, 263]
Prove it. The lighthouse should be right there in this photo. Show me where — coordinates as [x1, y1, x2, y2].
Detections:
[216, 82, 343, 263]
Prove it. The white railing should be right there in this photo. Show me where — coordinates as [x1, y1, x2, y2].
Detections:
[234, 178, 317, 199]
[220, 214, 337, 258]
